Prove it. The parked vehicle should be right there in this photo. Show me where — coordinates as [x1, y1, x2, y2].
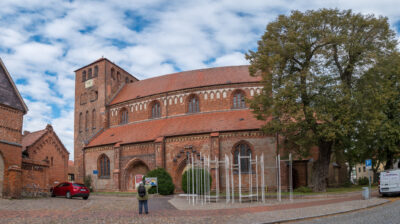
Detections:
[51, 182, 90, 200]
[379, 169, 400, 196]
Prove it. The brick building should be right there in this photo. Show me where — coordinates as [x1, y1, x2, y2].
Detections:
[74, 58, 347, 192]
[21, 124, 69, 194]
[0, 58, 69, 198]
[0, 58, 28, 198]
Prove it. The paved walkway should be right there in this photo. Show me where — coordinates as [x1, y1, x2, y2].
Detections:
[0, 191, 390, 224]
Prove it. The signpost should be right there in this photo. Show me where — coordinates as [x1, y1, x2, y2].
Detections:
[365, 159, 372, 199]
[145, 177, 158, 194]
[135, 175, 144, 188]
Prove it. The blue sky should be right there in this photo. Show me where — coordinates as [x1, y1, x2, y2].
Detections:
[0, 0, 399, 160]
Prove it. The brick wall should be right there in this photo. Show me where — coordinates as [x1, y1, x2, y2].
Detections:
[108, 83, 262, 127]
[0, 105, 23, 144]
[0, 104, 24, 198]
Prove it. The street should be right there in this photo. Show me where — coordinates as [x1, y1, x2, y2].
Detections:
[294, 197, 400, 224]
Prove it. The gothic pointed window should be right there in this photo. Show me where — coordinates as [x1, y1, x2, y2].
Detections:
[151, 101, 161, 118]
[98, 154, 110, 178]
[79, 112, 83, 133]
[94, 66, 98, 77]
[82, 71, 87, 82]
[233, 91, 246, 109]
[85, 111, 89, 132]
[188, 95, 200, 113]
[92, 109, 96, 130]
[88, 68, 92, 79]
[233, 142, 252, 173]
[120, 108, 128, 124]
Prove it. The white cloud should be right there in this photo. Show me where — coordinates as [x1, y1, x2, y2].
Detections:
[1, 0, 399, 160]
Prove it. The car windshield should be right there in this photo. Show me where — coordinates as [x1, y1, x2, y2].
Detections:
[73, 183, 85, 187]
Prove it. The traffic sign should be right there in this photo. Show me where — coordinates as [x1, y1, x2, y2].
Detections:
[365, 159, 372, 170]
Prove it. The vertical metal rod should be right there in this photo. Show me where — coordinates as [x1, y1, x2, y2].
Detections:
[215, 155, 218, 203]
[256, 155, 258, 202]
[192, 154, 194, 205]
[278, 154, 281, 202]
[289, 153, 293, 202]
[230, 154, 234, 204]
[225, 154, 229, 203]
[249, 154, 252, 202]
[196, 155, 199, 204]
[187, 155, 189, 202]
[261, 153, 265, 203]
[239, 153, 242, 203]
[200, 153, 203, 205]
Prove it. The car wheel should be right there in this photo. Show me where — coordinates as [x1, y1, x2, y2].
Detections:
[51, 192, 56, 197]
[83, 196, 89, 200]
[66, 191, 71, 199]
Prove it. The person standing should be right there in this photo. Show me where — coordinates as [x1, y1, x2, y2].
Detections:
[136, 179, 151, 215]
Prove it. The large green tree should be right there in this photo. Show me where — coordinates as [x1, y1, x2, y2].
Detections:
[354, 53, 400, 175]
[246, 9, 397, 191]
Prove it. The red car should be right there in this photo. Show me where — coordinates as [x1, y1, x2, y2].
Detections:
[51, 182, 90, 200]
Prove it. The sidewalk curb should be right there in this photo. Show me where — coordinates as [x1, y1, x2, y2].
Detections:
[259, 199, 390, 224]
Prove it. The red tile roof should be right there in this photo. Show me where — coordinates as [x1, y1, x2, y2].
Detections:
[22, 129, 47, 152]
[86, 110, 265, 148]
[110, 65, 259, 105]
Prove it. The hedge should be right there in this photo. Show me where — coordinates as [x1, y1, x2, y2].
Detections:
[145, 168, 175, 195]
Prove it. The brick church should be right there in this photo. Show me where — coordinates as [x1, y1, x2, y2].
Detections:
[0, 58, 69, 198]
[74, 58, 347, 192]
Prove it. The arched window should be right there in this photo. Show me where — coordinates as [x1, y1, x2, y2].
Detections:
[94, 66, 98, 77]
[120, 108, 128, 124]
[188, 95, 200, 113]
[125, 77, 129, 83]
[92, 109, 96, 130]
[88, 68, 92, 79]
[151, 101, 161, 118]
[233, 91, 246, 109]
[85, 111, 89, 132]
[111, 68, 115, 80]
[98, 154, 110, 178]
[117, 71, 121, 81]
[79, 112, 82, 133]
[233, 142, 252, 173]
[82, 71, 87, 82]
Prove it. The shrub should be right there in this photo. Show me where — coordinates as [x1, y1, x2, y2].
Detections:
[84, 175, 93, 192]
[358, 177, 369, 185]
[181, 168, 212, 194]
[294, 186, 312, 193]
[146, 168, 174, 195]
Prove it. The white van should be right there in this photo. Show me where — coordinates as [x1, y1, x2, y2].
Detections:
[379, 169, 400, 196]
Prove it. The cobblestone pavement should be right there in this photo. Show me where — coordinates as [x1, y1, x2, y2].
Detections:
[293, 197, 400, 224]
[0, 193, 390, 224]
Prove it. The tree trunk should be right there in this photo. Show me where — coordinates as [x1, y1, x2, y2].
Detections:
[384, 147, 394, 170]
[312, 140, 333, 192]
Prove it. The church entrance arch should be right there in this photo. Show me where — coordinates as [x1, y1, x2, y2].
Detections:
[0, 153, 4, 197]
[175, 158, 190, 192]
[122, 158, 149, 191]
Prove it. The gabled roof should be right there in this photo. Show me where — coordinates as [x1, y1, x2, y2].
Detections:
[0, 58, 28, 113]
[22, 124, 69, 155]
[86, 110, 266, 148]
[110, 65, 260, 105]
[22, 129, 47, 151]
